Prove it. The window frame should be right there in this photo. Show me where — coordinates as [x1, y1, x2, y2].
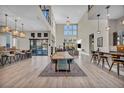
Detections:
[64, 24, 78, 36]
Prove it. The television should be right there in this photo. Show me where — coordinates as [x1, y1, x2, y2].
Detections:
[78, 44, 81, 48]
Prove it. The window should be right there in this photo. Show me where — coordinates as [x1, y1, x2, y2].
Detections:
[37, 33, 42, 37]
[31, 33, 35, 38]
[44, 33, 48, 37]
[64, 24, 78, 36]
[42, 9, 49, 19]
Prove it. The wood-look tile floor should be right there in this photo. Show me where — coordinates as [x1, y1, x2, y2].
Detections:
[0, 55, 124, 88]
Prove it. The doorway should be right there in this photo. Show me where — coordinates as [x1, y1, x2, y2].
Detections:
[89, 34, 94, 52]
[30, 39, 48, 56]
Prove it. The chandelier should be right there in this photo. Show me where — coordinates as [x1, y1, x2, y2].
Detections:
[12, 19, 19, 37]
[19, 23, 26, 38]
[0, 14, 11, 33]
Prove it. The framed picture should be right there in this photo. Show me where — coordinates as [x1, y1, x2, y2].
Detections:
[97, 37, 103, 47]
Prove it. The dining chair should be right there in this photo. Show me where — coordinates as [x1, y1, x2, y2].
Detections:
[97, 52, 110, 68]
[109, 55, 124, 76]
[90, 51, 99, 63]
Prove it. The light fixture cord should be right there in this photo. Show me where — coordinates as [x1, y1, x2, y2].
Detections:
[15, 19, 17, 31]
[22, 23, 24, 32]
[5, 14, 8, 26]
[107, 7, 109, 20]
[97, 14, 100, 32]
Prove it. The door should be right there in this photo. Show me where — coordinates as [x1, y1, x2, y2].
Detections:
[30, 39, 48, 56]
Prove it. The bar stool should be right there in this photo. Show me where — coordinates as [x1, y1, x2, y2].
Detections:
[97, 52, 110, 68]
[90, 51, 99, 63]
[7, 51, 16, 64]
[20, 50, 26, 60]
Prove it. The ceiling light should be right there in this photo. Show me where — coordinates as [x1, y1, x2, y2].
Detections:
[19, 23, 26, 38]
[97, 14, 101, 34]
[12, 19, 19, 37]
[105, 5, 111, 31]
[66, 17, 70, 26]
[106, 26, 111, 31]
[0, 14, 11, 33]
[121, 6, 124, 25]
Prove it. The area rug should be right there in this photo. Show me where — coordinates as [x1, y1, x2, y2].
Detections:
[39, 62, 87, 77]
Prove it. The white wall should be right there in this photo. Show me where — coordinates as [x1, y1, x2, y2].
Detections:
[78, 12, 109, 54]
[56, 24, 64, 48]
[56, 24, 77, 48]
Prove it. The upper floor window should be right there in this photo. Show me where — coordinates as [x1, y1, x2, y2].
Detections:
[64, 24, 78, 36]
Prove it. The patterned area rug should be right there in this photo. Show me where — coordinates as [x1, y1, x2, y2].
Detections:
[39, 62, 87, 77]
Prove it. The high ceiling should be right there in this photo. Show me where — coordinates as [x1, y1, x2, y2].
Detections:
[0, 5, 50, 32]
[52, 5, 88, 24]
[88, 5, 124, 20]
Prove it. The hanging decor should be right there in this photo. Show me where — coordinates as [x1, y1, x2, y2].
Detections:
[12, 19, 19, 37]
[66, 17, 70, 26]
[105, 5, 111, 31]
[0, 14, 11, 33]
[97, 14, 100, 34]
[19, 23, 26, 38]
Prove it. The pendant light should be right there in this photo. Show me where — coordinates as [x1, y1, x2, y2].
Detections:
[105, 5, 111, 31]
[66, 17, 70, 26]
[0, 14, 10, 33]
[12, 19, 19, 37]
[97, 14, 100, 34]
[121, 5, 124, 25]
[19, 23, 26, 38]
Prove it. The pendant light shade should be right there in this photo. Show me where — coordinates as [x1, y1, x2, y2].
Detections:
[97, 14, 100, 34]
[105, 6, 111, 31]
[66, 17, 70, 26]
[19, 23, 26, 38]
[0, 14, 11, 33]
[12, 19, 19, 37]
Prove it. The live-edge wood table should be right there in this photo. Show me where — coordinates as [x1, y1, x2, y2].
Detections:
[51, 51, 74, 72]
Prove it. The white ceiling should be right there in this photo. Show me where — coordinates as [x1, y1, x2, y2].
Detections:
[52, 5, 88, 24]
[0, 5, 50, 32]
[88, 5, 124, 20]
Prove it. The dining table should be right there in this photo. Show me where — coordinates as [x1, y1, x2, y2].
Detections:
[51, 51, 74, 72]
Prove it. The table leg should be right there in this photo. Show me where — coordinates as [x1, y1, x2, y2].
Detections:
[68, 61, 70, 72]
[102, 59, 104, 68]
[1, 57, 4, 66]
[117, 63, 120, 76]
[55, 61, 57, 72]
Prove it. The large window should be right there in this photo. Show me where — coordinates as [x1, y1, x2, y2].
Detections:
[64, 24, 78, 36]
